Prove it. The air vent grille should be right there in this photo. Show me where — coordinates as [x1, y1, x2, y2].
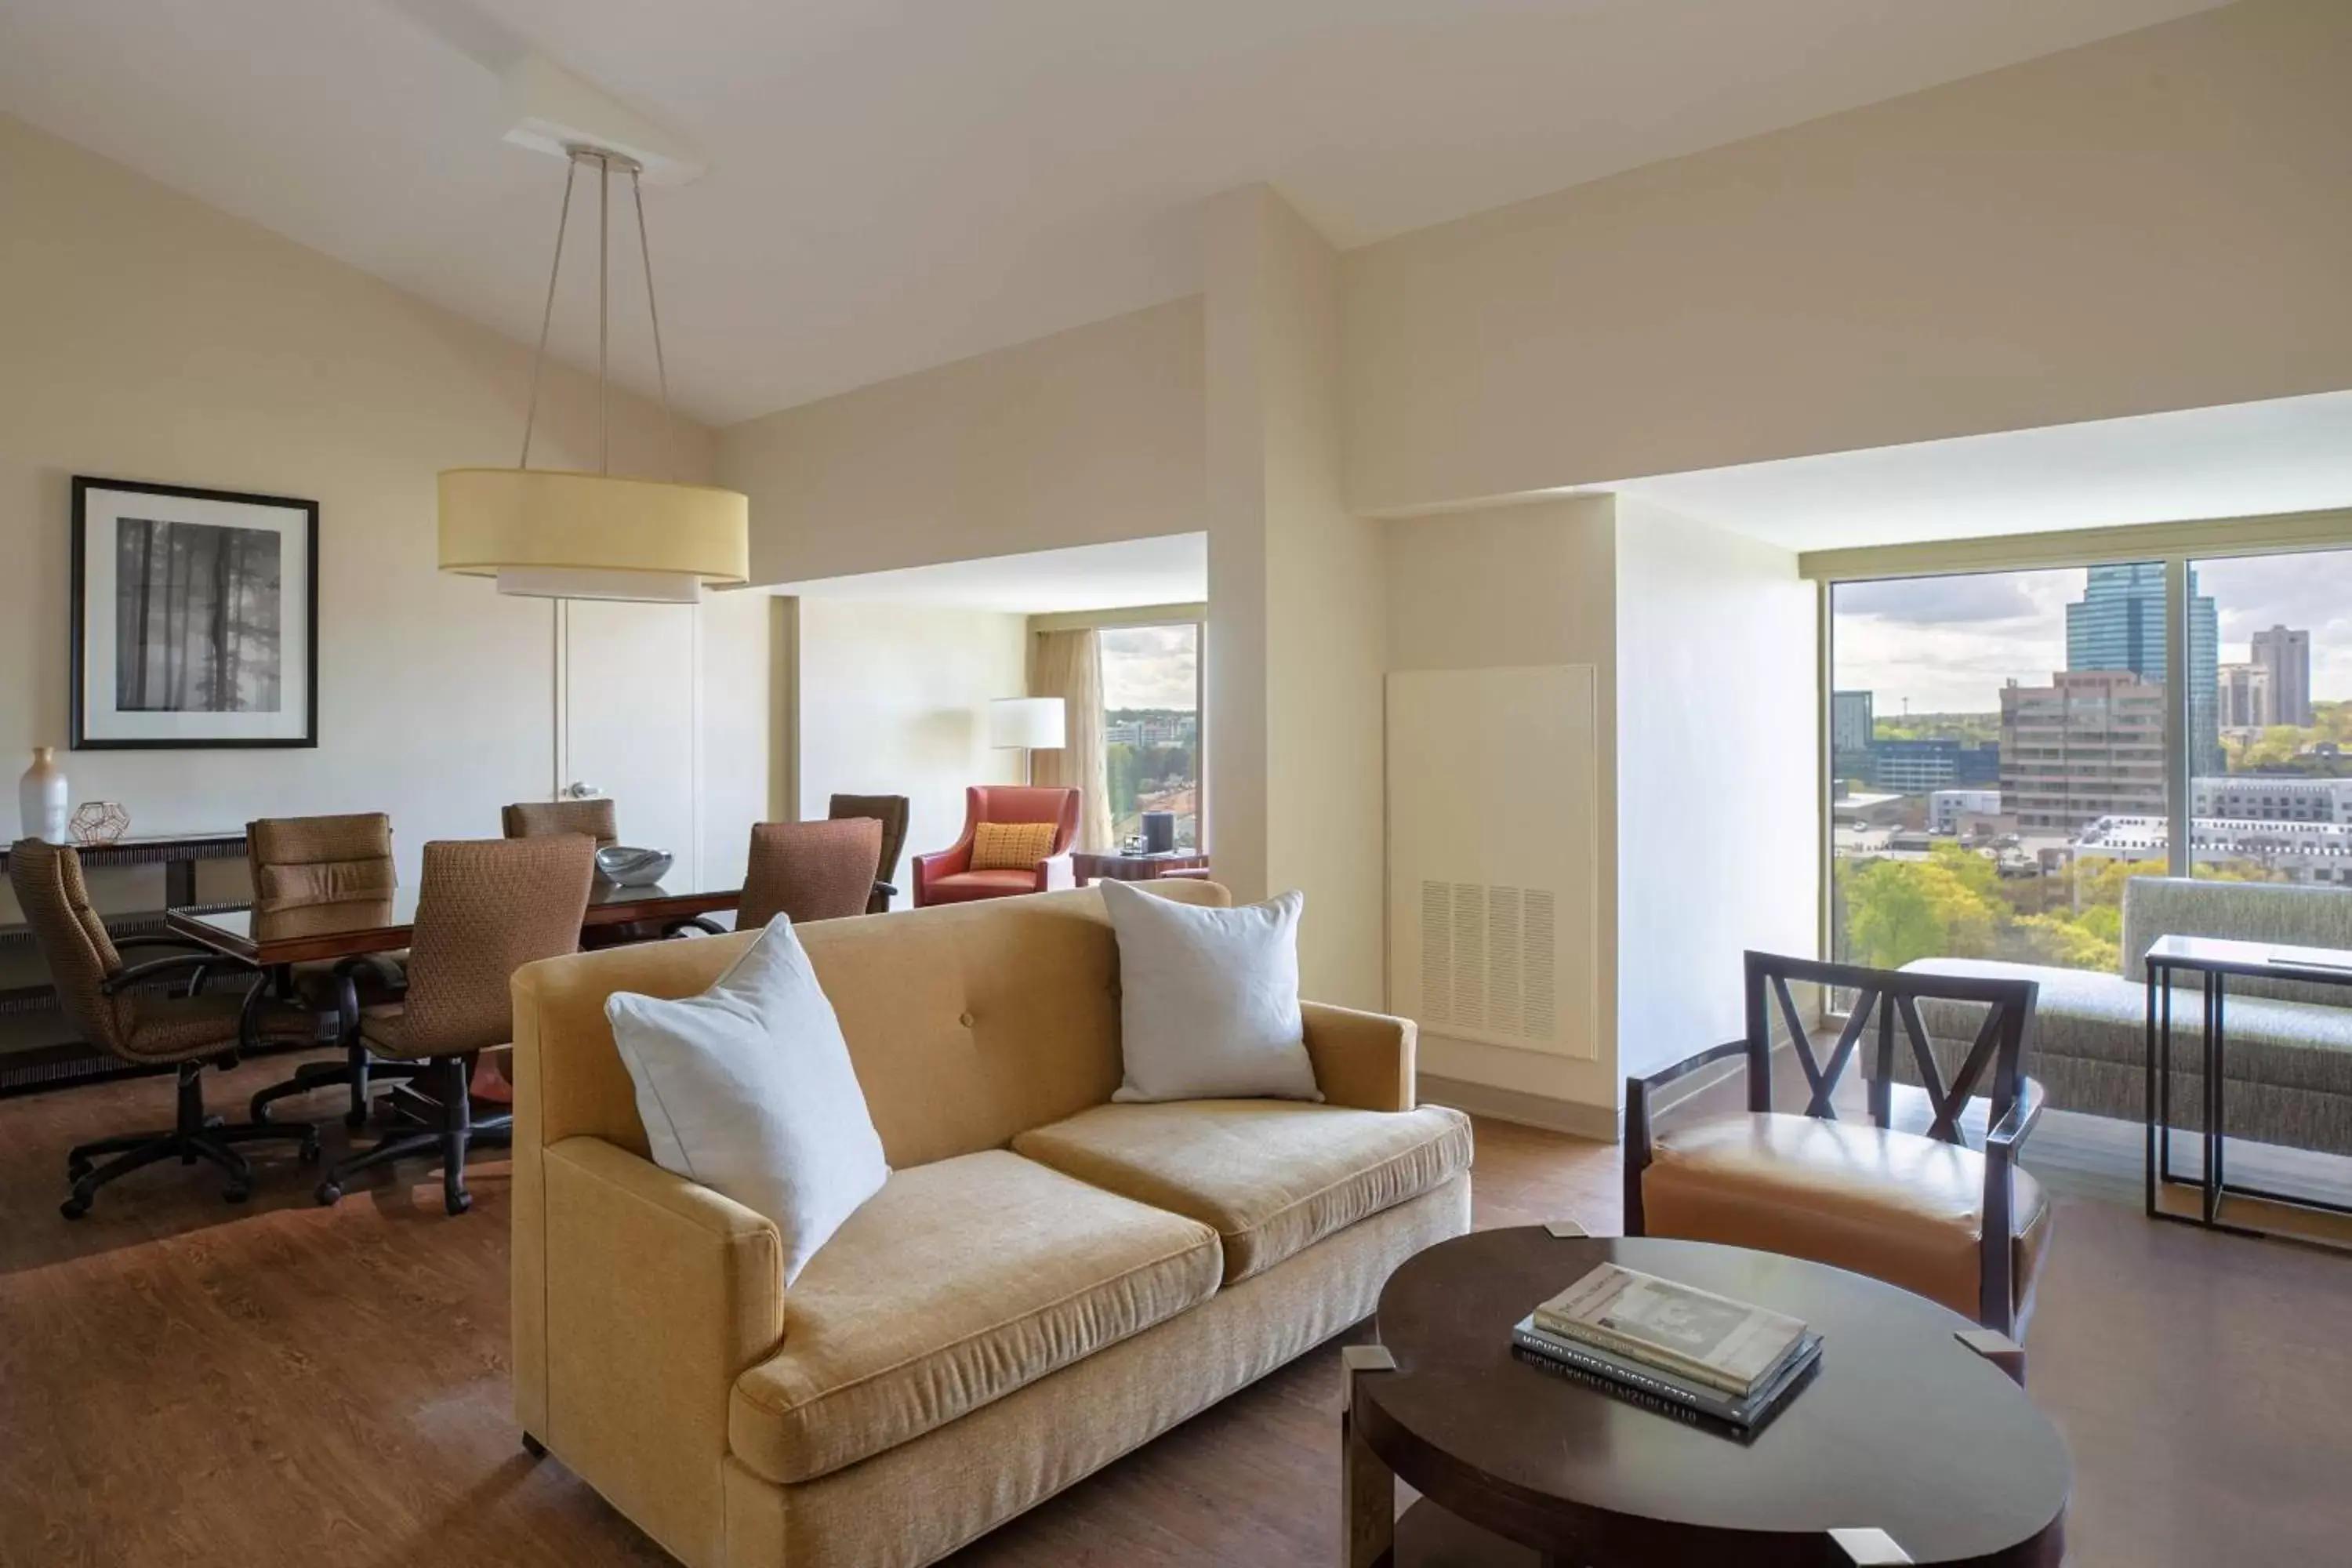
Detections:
[1418, 880, 1555, 1045]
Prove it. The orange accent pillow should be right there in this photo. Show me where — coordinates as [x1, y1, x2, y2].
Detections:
[970, 820, 1058, 871]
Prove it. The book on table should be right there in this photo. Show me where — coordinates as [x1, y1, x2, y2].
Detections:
[1512, 1262, 1820, 1426]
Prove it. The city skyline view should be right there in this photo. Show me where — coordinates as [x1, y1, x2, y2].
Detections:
[1835, 554, 2352, 717]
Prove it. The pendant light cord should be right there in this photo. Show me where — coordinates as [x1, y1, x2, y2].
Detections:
[631, 167, 677, 482]
[518, 158, 579, 469]
[597, 153, 610, 475]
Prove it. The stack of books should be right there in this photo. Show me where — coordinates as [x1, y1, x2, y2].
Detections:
[1511, 1261, 1822, 1430]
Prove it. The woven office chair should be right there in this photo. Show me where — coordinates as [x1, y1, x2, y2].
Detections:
[827, 793, 910, 913]
[316, 836, 593, 1215]
[502, 798, 619, 849]
[9, 840, 321, 1217]
[244, 812, 411, 1128]
[739, 818, 884, 928]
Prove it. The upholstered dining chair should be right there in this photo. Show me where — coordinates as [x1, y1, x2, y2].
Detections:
[314, 836, 593, 1216]
[9, 840, 321, 1217]
[502, 797, 619, 849]
[827, 793, 910, 912]
[738, 818, 884, 927]
[910, 786, 1080, 907]
[244, 812, 411, 1129]
[1625, 952, 2052, 1343]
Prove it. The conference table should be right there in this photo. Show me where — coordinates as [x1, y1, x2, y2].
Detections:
[163, 880, 741, 967]
[165, 882, 740, 1105]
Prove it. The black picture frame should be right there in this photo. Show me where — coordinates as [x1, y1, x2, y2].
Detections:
[70, 475, 321, 750]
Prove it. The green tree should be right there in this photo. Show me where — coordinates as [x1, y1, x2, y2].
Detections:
[1842, 854, 1999, 971]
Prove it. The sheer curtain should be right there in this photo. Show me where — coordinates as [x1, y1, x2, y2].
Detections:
[1028, 629, 1114, 853]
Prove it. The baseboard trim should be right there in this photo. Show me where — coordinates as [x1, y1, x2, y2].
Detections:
[1417, 1074, 1620, 1143]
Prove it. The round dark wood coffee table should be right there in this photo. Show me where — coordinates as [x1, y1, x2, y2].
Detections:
[1345, 1229, 2069, 1568]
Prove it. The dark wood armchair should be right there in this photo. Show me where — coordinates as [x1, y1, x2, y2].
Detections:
[1625, 951, 2051, 1340]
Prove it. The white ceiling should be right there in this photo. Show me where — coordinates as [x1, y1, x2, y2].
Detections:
[779, 532, 1206, 614]
[0, 0, 2227, 428]
[1613, 391, 2352, 553]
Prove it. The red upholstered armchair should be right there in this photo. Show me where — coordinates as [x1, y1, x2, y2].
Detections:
[912, 786, 1081, 907]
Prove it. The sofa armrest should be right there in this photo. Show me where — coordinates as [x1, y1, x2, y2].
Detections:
[534, 1136, 784, 1568]
[1301, 1000, 1417, 1112]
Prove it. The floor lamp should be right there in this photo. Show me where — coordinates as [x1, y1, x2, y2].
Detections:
[990, 698, 1066, 786]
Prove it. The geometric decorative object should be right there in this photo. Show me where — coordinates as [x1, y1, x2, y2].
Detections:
[69, 800, 132, 847]
[437, 146, 749, 604]
[68, 804, 132, 851]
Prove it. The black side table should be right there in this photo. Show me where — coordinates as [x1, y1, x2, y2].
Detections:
[2143, 932, 2352, 1243]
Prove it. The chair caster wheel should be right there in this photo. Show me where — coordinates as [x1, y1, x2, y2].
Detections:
[60, 1195, 91, 1220]
[315, 1181, 343, 1207]
[299, 1136, 323, 1165]
[521, 1433, 547, 1459]
[204, 1114, 226, 1130]
[445, 1190, 472, 1217]
[249, 1099, 274, 1125]
[223, 1185, 251, 1205]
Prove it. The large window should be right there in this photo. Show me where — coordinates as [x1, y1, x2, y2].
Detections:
[1098, 623, 1201, 851]
[2190, 549, 2352, 885]
[1829, 545, 2352, 971]
[1830, 564, 2170, 974]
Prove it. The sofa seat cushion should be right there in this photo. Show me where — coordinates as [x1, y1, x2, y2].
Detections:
[1639, 1112, 2053, 1323]
[922, 869, 1036, 903]
[728, 1149, 1220, 1485]
[1011, 1101, 1474, 1284]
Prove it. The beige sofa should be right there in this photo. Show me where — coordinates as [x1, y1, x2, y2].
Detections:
[509, 882, 1473, 1568]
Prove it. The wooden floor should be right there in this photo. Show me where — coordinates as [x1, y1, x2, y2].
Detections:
[2, 1053, 2349, 1567]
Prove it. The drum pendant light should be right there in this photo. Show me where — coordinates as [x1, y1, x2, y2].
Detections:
[438, 146, 747, 604]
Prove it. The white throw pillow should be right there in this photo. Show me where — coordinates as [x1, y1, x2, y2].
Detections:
[605, 916, 888, 1283]
[1101, 879, 1321, 1103]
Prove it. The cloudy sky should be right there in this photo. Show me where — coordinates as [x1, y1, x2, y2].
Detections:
[1099, 623, 1198, 710]
[1835, 550, 2352, 715]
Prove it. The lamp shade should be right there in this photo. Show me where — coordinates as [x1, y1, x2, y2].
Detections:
[438, 466, 750, 604]
[989, 697, 1065, 750]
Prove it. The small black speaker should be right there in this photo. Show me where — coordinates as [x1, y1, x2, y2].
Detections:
[1141, 811, 1176, 854]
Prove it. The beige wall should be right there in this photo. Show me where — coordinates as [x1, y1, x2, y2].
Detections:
[1344, 0, 2352, 515]
[1204, 187, 1387, 1009]
[1612, 499, 1817, 1082]
[1386, 495, 1621, 1109]
[719, 298, 1206, 586]
[0, 112, 764, 909]
[791, 600, 1029, 882]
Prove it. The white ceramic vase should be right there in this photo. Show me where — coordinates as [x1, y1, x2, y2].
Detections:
[18, 746, 69, 843]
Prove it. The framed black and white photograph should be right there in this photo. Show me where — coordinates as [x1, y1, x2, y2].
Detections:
[71, 477, 318, 750]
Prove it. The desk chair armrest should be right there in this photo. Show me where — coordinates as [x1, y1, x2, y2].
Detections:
[872, 880, 896, 901]
[1301, 1001, 1417, 1112]
[331, 953, 408, 1040]
[1623, 1038, 1752, 1238]
[103, 952, 240, 999]
[662, 916, 729, 938]
[529, 1137, 785, 1561]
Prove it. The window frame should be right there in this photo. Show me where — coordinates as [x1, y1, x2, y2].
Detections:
[1809, 506, 2352, 962]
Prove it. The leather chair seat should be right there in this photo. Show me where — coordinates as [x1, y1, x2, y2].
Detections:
[1013, 1100, 1474, 1284]
[728, 1149, 1221, 1486]
[1639, 1112, 2053, 1327]
[920, 869, 1041, 904]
